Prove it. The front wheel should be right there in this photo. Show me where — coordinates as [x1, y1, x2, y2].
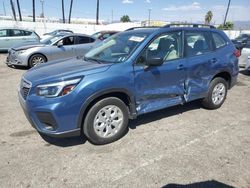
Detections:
[202, 77, 228, 109]
[29, 54, 46, 67]
[83, 97, 129, 145]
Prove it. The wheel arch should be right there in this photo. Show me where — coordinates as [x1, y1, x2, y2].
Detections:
[77, 88, 137, 130]
[212, 71, 232, 89]
[28, 53, 48, 67]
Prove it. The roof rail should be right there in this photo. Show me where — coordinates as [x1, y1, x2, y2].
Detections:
[163, 23, 215, 29]
[125, 26, 160, 31]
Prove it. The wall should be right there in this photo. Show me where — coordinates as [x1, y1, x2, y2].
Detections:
[1, 20, 250, 39]
[0, 20, 140, 36]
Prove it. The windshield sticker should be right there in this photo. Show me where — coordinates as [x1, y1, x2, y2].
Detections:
[129, 36, 145, 42]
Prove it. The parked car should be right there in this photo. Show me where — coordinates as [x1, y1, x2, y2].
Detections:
[91, 30, 118, 40]
[19, 24, 239, 144]
[0, 28, 40, 51]
[239, 41, 250, 69]
[232, 33, 250, 50]
[6, 33, 97, 67]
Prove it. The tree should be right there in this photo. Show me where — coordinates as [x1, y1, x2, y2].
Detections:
[218, 21, 234, 30]
[223, 0, 231, 26]
[16, 0, 22, 21]
[32, 0, 35, 22]
[61, 0, 65, 23]
[205, 10, 213, 24]
[68, 0, 73, 24]
[120, 15, 131, 22]
[96, 0, 99, 25]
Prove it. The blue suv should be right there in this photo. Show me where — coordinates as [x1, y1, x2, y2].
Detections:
[19, 24, 239, 144]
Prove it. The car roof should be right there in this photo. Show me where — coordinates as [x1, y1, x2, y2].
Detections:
[61, 33, 95, 38]
[0, 28, 35, 32]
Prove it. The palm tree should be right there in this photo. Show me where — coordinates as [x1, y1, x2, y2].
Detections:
[10, 0, 17, 21]
[61, 0, 65, 23]
[68, 0, 73, 24]
[223, 0, 231, 26]
[32, 0, 35, 22]
[96, 0, 99, 25]
[16, 0, 22, 21]
[205, 11, 213, 24]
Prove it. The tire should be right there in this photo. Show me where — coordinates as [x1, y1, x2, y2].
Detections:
[29, 54, 46, 67]
[83, 97, 129, 145]
[202, 77, 228, 109]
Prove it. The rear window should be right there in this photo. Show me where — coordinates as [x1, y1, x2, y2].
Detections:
[185, 31, 213, 57]
[212, 33, 227, 49]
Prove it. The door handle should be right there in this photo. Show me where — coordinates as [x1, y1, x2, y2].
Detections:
[210, 58, 217, 63]
[177, 64, 184, 70]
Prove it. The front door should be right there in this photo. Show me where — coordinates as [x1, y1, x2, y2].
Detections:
[133, 31, 187, 115]
[51, 36, 76, 60]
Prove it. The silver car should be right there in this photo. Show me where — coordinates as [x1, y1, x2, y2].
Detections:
[0, 28, 40, 51]
[239, 41, 250, 71]
[6, 33, 97, 67]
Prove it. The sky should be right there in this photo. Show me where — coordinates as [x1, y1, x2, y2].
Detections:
[0, 0, 249, 24]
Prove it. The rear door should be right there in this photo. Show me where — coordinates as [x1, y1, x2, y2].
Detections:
[0, 29, 11, 50]
[134, 31, 187, 115]
[184, 30, 216, 101]
[75, 36, 95, 56]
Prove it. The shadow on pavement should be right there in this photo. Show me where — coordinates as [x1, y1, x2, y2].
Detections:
[40, 133, 87, 147]
[162, 180, 234, 188]
[129, 100, 202, 129]
[239, 69, 250, 76]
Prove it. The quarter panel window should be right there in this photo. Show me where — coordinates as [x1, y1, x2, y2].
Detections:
[185, 31, 213, 57]
[212, 33, 227, 49]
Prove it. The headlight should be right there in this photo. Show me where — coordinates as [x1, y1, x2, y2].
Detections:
[16, 50, 26, 54]
[36, 78, 81, 97]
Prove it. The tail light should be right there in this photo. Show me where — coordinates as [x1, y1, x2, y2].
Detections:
[234, 49, 241, 58]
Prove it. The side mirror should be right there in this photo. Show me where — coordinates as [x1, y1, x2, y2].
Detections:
[57, 40, 63, 47]
[145, 57, 163, 66]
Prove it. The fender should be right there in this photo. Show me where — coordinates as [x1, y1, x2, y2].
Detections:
[77, 88, 137, 129]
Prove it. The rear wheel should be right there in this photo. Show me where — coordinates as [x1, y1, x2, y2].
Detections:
[83, 97, 129, 145]
[29, 54, 46, 67]
[202, 77, 228, 109]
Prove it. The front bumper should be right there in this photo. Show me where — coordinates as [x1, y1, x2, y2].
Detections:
[18, 90, 81, 138]
[6, 50, 28, 66]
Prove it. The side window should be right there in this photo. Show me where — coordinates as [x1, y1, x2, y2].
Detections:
[185, 31, 213, 57]
[22, 30, 32, 36]
[212, 33, 227, 49]
[77, 36, 92, 44]
[0, 29, 7, 37]
[138, 31, 182, 64]
[102, 33, 111, 40]
[12, 30, 23, 36]
[59, 36, 75, 45]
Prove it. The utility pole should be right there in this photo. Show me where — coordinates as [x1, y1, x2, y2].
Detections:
[40, 0, 44, 18]
[223, 0, 231, 26]
[32, 0, 35, 22]
[148, 8, 152, 26]
[111, 9, 113, 23]
[16, 0, 22, 21]
[10, 0, 17, 21]
[3, 2, 6, 16]
[68, 0, 73, 24]
[96, 0, 99, 25]
[61, 0, 65, 23]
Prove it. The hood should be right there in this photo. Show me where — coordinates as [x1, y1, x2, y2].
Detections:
[12, 42, 46, 51]
[23, 57, 112, 85]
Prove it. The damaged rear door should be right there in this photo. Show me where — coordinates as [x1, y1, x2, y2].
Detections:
[133, 31, 187, 115]
[184, 30, 215, 101]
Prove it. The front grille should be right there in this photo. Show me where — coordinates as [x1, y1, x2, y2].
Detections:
[20, 78, 32, 100]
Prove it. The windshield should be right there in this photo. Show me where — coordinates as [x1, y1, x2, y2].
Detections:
[85, 32, 149, 63]
[40, 35, 63, 45]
